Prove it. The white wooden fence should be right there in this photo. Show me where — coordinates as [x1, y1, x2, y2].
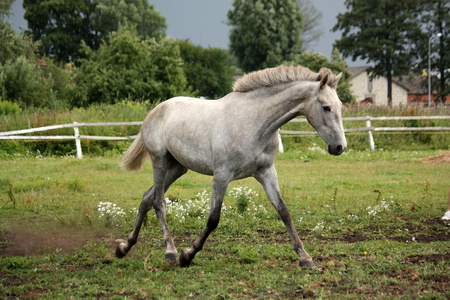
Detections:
[0, 121, 141, 159]
[0, 116, 449, 158]
[280, 115, 450, 152]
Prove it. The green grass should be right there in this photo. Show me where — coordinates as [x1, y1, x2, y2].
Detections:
[0, 149, 449, 299]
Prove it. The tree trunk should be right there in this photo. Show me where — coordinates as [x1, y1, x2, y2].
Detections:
[386, 67, 393, 106]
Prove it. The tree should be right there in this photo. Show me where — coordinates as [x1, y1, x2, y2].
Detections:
[23, 0, 90, 62]
[288, 49, 355, 104]
[228, 0, 303, 72]
[298, 0, 323, 50]
[412, 0, 449, 105]
[0, 0, 14, 18]
[72, 28, 188, 107]
[0, 22, 26, 64]
[0, 0, 74, 108]
[1, 0, 25, 64]
[90, 0, 166, 49]
[177, 40, 234, 99]
[23, 0, 166, 62]
[333, 0, 421, 106]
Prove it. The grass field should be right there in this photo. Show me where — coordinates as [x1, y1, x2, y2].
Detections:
[0, 148, 449, 299]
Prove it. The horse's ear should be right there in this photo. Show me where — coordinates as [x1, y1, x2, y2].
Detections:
[319, 73, 329, 90]
[336, 72, 343, 84]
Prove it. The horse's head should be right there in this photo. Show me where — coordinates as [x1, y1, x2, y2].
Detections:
[304, 69, 347, 156]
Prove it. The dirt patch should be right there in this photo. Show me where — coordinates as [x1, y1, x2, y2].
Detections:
[253, 219, 450, 245]
[326, 218, 450, 243]
[418, 151, 450, 163]
[405, 253, 450, 264]
[387, 257, 450, 295]
[1, 218, 448, 257]
[0, 224, 106, 256]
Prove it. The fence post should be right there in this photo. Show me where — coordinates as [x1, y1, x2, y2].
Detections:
[366, 117, 375, 152]
[278, 129, 284, 153]
[73, 122, 82, 159]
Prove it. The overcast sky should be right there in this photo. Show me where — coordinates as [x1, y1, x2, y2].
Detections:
[8, 0, 367, 67]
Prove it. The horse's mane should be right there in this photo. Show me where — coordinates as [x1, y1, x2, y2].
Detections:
[233, 65, 339, 93]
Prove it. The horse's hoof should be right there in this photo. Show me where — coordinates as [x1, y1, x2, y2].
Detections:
[179, 250, 192, 268]
[115, 246, 126, 258]
[115, 240, 128, 258]
[300, 259, 316, 269]
[165, 252, 178, 264]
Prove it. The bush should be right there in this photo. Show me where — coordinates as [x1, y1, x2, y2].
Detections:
[0, 56, 73, 109]
[0, 100, 20, 115]
[177, 40, 234, 99]
[0, 23, 73, 109]
[0, 56, 53, 108]
[72, 27, 191, 106]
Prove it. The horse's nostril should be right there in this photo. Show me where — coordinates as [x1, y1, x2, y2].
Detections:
[337, 145, 342, 152]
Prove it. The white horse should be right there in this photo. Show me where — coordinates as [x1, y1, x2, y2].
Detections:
[116, 65, 347, 269]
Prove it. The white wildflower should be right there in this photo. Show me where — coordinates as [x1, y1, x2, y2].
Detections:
[97, 201, 126, 226]
[366, 200, 394, 216]
[312, 222, 324, 231]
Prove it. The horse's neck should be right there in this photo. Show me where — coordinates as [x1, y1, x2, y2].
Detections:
[240, 82, 313, 135]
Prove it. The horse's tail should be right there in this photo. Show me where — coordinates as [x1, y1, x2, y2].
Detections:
[120, 133, 148, 171]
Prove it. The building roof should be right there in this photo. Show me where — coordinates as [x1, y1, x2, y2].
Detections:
[393, 76, 427, 94]
[348, 66, 369, 77]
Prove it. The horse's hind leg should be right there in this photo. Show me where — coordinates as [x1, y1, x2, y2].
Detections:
[153, 160, 187, 263]
[116, 157, 187, 260]
[254, 166, 316, 269]
[116, 186, 155, 258]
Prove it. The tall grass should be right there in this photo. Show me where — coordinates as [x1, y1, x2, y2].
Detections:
[0, 103, 449, 156]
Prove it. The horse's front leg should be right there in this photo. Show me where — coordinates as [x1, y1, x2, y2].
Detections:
[255, 166, 316, 269]
[179, 175, 230, 267]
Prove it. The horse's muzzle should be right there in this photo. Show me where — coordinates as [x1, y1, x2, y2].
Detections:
[328, 144, 346, 156]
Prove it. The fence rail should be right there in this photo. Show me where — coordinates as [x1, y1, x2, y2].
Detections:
[1, 116, 449, 158]
[280, 115, 450, 152]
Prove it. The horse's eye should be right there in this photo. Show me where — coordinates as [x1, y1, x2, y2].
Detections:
[323, 106, 331, 112]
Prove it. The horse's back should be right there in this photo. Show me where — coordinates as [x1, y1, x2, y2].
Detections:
[140, 97, 223, 175]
